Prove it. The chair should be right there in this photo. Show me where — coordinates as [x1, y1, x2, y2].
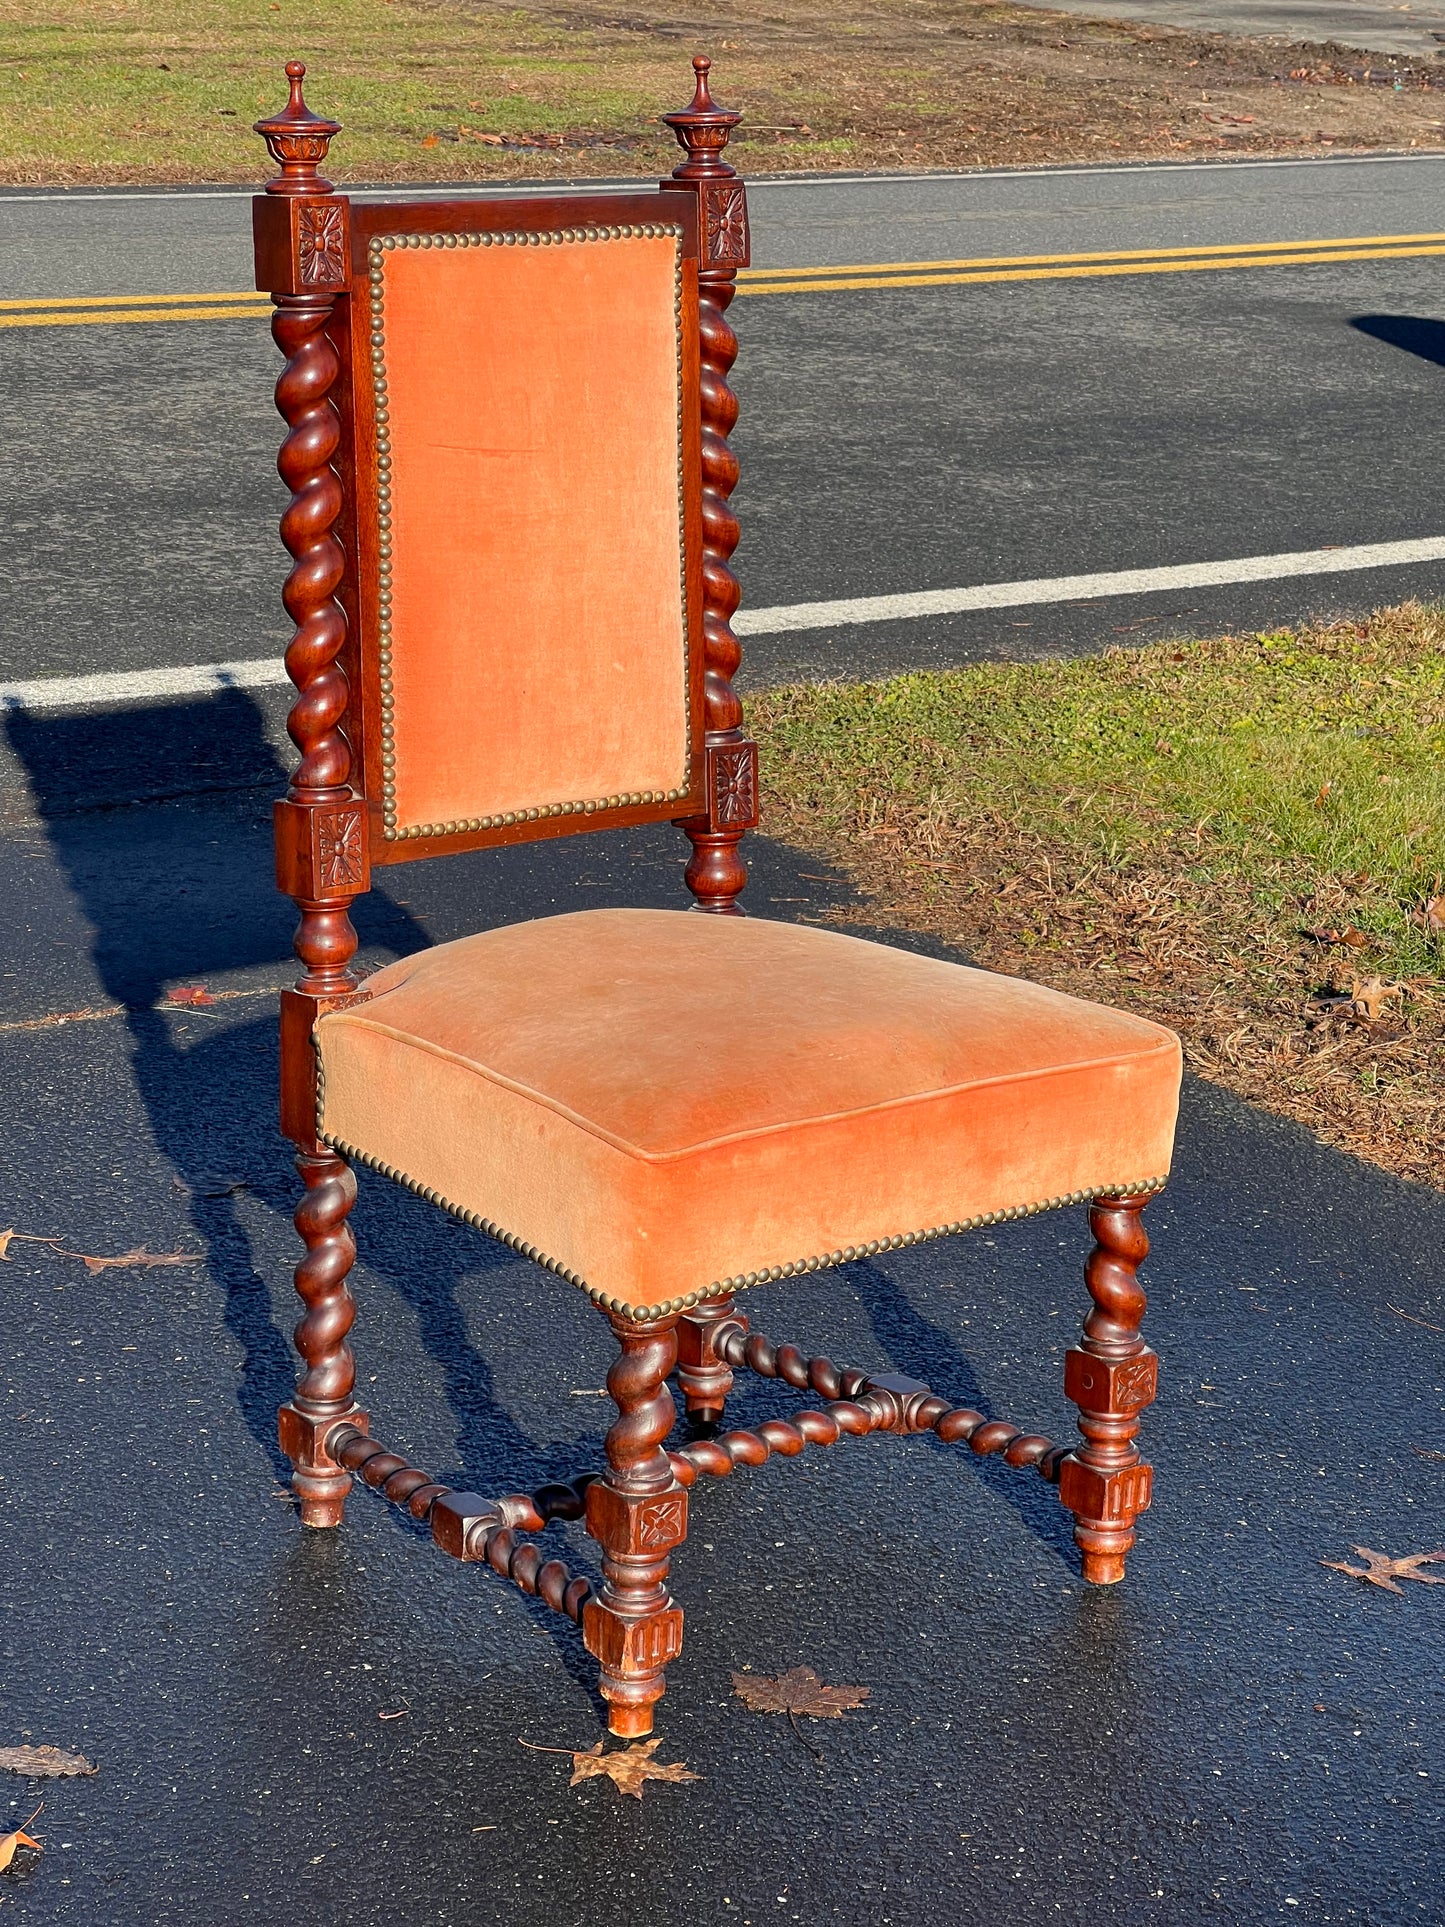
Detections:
[252, 58, 1182, 1739]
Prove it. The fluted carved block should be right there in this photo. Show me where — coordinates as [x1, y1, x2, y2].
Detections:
[1058, 1457, 1154, 1527]
[583, 1600, 685, 1675]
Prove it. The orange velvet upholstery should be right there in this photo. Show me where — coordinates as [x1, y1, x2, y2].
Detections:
[316, 910, 1181, 1317]
[372, 228, 691, 840]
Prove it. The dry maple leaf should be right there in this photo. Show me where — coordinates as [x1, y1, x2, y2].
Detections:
[1320, 1546, 1445, 1595]
[731, 1667, 870, 1719]
[62, 1246, 201, 1274]
[0, 1804, 43, 1874]
[0, 1231, 63, 1262]
[0, 1746, 96, 1779]
[1424, 896, 1445, 934]
[165, 986, 216, 1007]
[566, 1739, 700, 1799]
[1349, 977, 1403, 1022]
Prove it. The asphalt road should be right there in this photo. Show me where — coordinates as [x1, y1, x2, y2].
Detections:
[1037, 0, 1445, 58]
[6, 155, 1445, 813]
[2, 803, 1443, 1927]
[1, 158, 1443, 1924]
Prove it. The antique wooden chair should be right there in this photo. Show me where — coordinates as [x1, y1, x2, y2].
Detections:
[253, 59, 1182, 1738]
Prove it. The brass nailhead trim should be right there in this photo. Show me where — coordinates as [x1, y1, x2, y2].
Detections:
[315, 1061, 1166, 1324]
[367, 224, 693, 841]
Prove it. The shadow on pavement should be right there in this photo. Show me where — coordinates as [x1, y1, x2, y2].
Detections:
[1349, 311, 1445, 369]
[3, 691, 627, 1706]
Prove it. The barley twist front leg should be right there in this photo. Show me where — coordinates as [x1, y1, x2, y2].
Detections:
[584, 1311, 688, 1736]
[1059, 1192, 1160, 1584]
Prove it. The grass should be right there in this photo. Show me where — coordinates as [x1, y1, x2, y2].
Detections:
[753, 603, 1445, 1189]
[4, 0, 1445, 188]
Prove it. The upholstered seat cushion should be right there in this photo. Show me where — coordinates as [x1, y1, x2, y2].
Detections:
[316, 909, 1181, 1317]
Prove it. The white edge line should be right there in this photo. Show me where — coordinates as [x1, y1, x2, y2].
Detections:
[4, 536, 1443, 710]
[2, 150, 1443, 205]
[0, 657, 289, 711]
[733, 536, 1445, 635]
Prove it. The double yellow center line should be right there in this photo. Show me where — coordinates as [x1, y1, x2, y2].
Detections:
[740, 229, 1445, 295]
[4, 230, 1444, 328]
[0, 289, 270, 330]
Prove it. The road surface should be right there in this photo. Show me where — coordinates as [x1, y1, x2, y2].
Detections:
[0, 154, 1441, 1926]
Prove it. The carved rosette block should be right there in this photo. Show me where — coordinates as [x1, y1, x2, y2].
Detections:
[584, 1312, 688, 1735]
[663, 58, 756, 915]
[274, 797, 370, 900]
[1059, 1194, 1159, 1584]
[701, 180, 750, 269]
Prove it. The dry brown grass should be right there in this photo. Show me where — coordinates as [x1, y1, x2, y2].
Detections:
[4, 0, 1445, 186]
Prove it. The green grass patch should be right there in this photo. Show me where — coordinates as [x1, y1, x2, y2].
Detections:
[757, 606, 1445, 984]
[754, 604, 1445, 1187]
[0, 0, 682, 184]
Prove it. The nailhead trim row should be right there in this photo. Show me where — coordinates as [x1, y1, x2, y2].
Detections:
[317, 1064, 1166, 1324]
[366, 223, 694, 841]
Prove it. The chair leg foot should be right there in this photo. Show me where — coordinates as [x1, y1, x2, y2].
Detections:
[280, 1148, 367, 1528]
[584, 1310, 688, 1736]
[1059, 1192, 1160, 1586]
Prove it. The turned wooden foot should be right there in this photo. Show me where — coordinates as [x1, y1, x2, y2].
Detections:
[676, 1295, 745, 1436]
[1059, 1192, 1159, 1585]
[583, 1311, 688, 1735]
[280, 1148, 368, 1527]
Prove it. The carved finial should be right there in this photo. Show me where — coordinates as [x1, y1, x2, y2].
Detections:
[255, 60, 342, 196]
[663, 54, 742, 180]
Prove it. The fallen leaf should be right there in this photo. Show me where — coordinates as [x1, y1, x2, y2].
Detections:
[420, 133, 439, 147]
[1350, 977, 1403, 1022]
[0, 1803, 42, 1874]
[0, 1231, 61, 1262]
[1312, 781, 1333, 809]
[64, 1246, 202, 1274]
[1302, 925, 1368, 948]
[566, 1738, 700, 1800]
[0, 1828, 41, 1873]
[1425, 896, 1445, 934]
[165, 986, 216, 1007]
[731, 1667, 870, 1719]
[0, 1747, 95, 1779]
[1320, 1546, 1445, 1594]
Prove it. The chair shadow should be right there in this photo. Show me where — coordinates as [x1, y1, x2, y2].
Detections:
[5, 691, 609, 1700]
[848, 1253, 1079, 1563]
[1349, 313, 1445, 369]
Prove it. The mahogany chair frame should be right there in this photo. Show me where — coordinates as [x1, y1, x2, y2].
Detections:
[253, 59, 1161, 1738]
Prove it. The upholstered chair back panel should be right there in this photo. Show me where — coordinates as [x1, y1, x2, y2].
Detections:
[368, 226, 693, 842]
